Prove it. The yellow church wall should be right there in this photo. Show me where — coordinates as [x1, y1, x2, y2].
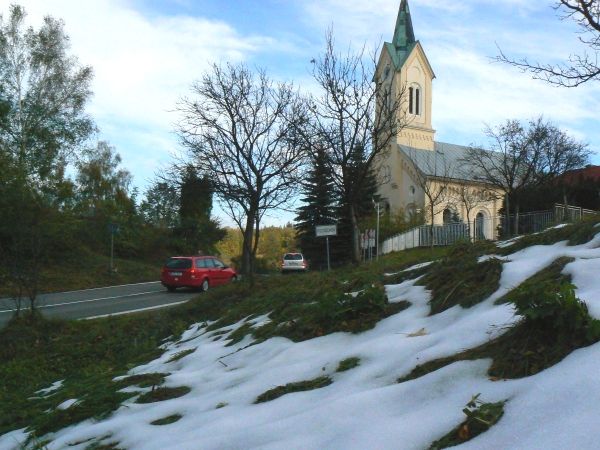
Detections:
[396, 44, 435, 151]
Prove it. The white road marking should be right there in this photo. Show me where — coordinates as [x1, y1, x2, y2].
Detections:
[0, 290, 164, 314]
[82, 301, 188, 320]
[42, 280, 161, 294]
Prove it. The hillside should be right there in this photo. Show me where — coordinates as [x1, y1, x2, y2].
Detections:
[0, 244, 161, 299]
[2, 219, 600, 449]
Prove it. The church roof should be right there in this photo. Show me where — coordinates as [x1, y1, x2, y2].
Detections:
[398, 142, 491, 183]
[385, 0, 417, 71]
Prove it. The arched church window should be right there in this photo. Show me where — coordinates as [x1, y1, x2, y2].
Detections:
[408, 84, 421, 116]
[443, 207, 460, 224]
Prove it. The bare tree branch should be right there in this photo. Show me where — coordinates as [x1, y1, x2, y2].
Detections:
[175, 63, 307, 276]
[495, 0, 600, 87]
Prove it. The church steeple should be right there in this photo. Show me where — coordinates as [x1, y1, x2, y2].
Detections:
[392, 0, 415, 51]
[377, 0, 435, 150]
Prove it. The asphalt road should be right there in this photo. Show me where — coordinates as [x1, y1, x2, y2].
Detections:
[0, 281, 200, 328]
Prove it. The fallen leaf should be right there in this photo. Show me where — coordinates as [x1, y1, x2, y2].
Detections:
[407, 328, 427, 337]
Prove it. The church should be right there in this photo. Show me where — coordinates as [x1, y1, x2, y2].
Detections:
[375, 0, 503, 239]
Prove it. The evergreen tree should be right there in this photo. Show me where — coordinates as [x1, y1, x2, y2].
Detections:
[140, 181, 179, 228]
[295, 147, 337, 270]
[348, 144, 379, 218]
[335, 144, 379, 263]
[176, 166, 226, 254]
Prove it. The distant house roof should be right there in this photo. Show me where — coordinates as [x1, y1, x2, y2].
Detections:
[560, 165, 600, 183]
[398, 142, 490, 183]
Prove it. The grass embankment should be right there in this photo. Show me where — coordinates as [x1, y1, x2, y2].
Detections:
[0, 247, 159, 297]
[0, 246, 445, 442]
[400, 254, 600, 383]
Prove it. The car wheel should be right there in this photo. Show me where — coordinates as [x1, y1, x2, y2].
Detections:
[231, 275, 238, 283]
[166, 285, 176, 292]
[200, 279, 209, 292]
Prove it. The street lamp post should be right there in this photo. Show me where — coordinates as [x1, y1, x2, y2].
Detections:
[373, 198, 381, 261]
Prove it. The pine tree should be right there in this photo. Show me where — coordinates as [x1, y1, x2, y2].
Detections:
[335, 144, 379, 262]
[295, 147, 337, 270]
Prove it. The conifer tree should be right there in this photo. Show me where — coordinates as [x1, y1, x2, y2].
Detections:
[335, 144, 379, 262]
[295, 147, 336, 269]
[176, 166, 226, 254]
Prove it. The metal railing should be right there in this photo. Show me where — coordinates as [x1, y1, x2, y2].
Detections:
[380, 203, 599, 255]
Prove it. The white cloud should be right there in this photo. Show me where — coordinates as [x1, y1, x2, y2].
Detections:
[13, 0, 278, 185]
[301, 0, 600, 159]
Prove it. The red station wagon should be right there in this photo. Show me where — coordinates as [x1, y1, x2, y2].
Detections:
[161, 256, 238, 292]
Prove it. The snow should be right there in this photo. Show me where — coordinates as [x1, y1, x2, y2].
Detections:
[4, 228, 600, 449]
[34, 380, 64, 396]
[383, 260, 434, 276]
[56, 399, 80, 410]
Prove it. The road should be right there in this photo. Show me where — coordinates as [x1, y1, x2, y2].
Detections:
[0, 281, 200, 328]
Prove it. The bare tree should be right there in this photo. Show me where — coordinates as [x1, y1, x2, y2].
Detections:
[464, 120, 534, 235]
[176, 63, 307, 277]
[527, 117, 590, 183]
[496, 0, 600, 87]
[457, 183, 499, 239]
[464, 118, 589, 235]
[305, 30, 406, 262]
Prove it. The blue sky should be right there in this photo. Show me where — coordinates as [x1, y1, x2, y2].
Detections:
[13, 0, 600, 225]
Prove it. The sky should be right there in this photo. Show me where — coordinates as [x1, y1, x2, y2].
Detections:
[7, 0, 600, 225]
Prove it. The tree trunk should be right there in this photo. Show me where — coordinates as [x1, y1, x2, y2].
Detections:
[350, 204, 361, 264]
[241, 209, 256, 277]
[465, 211, 471, 242]
[429, 203, 435, 249]
[504, 194, 511, 238]
[514, 202, 520, 236]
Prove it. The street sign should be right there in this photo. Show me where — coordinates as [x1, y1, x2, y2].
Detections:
[315, 225, 337, 237]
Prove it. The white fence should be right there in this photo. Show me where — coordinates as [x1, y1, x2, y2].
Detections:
[380, 203, 599, 255]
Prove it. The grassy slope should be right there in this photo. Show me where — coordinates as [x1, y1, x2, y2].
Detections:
[0, 247, 446, 438]
[3, 217, 600, 446]
[0, 248, 160, 297]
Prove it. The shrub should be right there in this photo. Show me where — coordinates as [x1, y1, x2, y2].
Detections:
[510, 281, 600, 342]
[430, 394, 505, 449]
[420, 241, 502, 314]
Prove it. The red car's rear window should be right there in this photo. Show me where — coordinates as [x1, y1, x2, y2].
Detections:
[165, 258, 193, 269]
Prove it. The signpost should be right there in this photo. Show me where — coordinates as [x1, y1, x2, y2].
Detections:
[108, 223, 120, 273]
[315, 225, 337, 271]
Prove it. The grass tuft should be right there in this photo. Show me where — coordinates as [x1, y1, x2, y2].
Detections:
[119, 372, 168, 388]
[166, 348, 196, 363]
[430, 394, 505, 449]
[419, 241, 503, 315]
[255, 376, 332, 403]
[336, 357, 360, 372]
[135, 386, 191, 404]
[150, 414, 182, 426]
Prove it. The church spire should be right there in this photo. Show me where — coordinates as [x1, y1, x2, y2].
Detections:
[392, 0, 416, 50]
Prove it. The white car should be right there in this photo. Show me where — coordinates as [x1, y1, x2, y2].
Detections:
[281, 253, 308, 273]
